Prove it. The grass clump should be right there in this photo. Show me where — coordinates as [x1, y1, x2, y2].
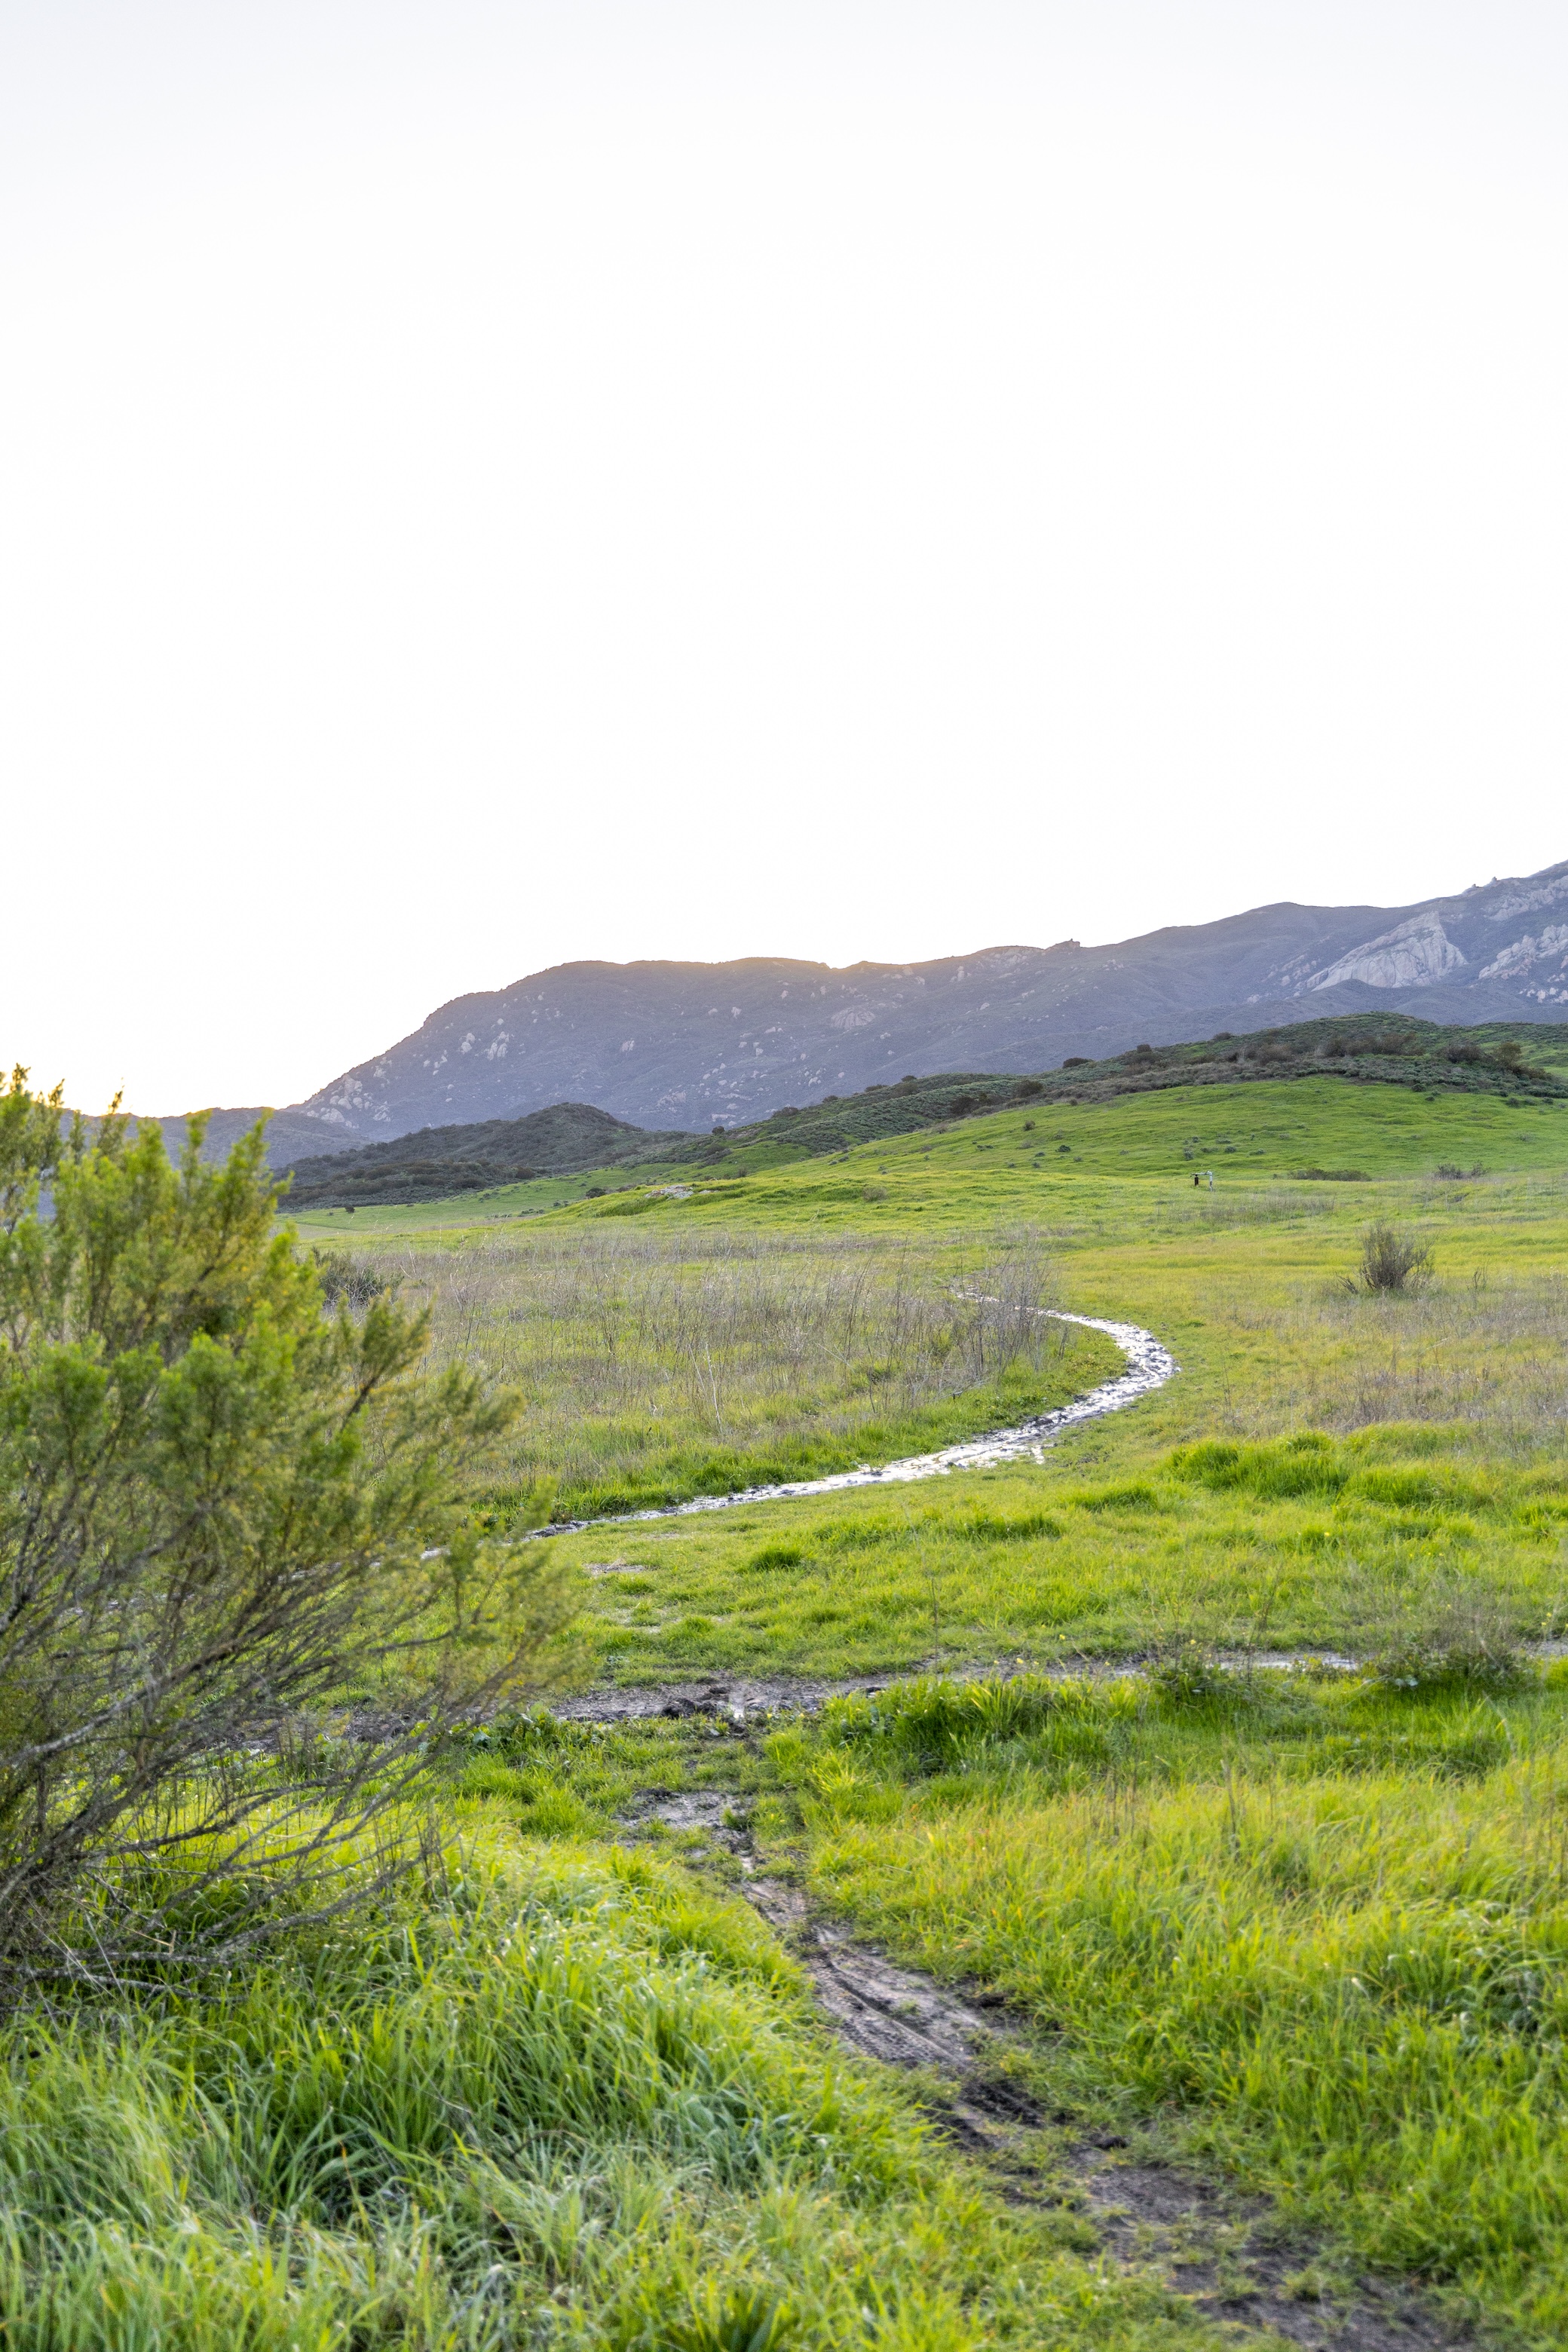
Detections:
[1364, 1576, 1533, 1695]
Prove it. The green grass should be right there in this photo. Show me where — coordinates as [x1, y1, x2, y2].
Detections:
[782, 1667, 1568, 2345]
[307, 1222, 1125, 1523]
[392, 1658, 1568, 2345]
[289, 1075, 1568, 1239]
[547, 1419, 1568, 1683]
[283, 1079, 1568, 1676]
[0, 1818, 1251, 2350]
[18, 1068, 1568, 2346]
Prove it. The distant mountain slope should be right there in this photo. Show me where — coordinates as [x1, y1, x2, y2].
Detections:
[155, 1108, 349, 1168]
[160, 859, 1568, 1156]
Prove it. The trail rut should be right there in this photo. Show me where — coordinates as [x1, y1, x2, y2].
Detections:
[624, 1789, 1469, 2350]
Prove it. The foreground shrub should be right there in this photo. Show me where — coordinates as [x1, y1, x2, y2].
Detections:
[0, 1071, 567, 1992]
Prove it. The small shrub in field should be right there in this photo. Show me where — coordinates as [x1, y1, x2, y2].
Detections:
[310, 1248, 388, 1309]
[1356, 1221, 1434, 1294]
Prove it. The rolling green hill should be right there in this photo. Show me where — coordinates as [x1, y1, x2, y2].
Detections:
[286, 1012, 1568, 1228]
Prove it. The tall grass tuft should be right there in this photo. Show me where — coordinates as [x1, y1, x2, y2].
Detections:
[0, 1829, 1117, 2347]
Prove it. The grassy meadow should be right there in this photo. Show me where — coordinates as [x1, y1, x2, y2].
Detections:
[9, 1067, 1568, 2347]
[308, 1078, 1568, 1683]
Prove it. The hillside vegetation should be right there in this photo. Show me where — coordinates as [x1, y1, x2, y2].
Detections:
[286, 1100, 668, 1206]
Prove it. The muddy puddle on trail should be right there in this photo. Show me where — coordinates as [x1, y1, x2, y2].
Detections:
[554, 1654, 1362, 1726]
[620, 1789, 1468, 2352]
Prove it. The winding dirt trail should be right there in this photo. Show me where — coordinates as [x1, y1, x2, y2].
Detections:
[531, 1311, 1179, 1539]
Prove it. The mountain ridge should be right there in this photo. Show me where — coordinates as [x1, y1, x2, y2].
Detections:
[156, 859, 1568, 1157]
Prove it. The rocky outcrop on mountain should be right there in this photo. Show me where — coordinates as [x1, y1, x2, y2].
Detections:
[161, 859, 1568, 1156]
[1302, 911, 1472, 993]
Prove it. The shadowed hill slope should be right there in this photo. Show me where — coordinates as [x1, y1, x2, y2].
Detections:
[284, 1102, 672, 1207]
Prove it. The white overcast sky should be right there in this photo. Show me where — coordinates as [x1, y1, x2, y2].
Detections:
[4, 2, 1567, 1113]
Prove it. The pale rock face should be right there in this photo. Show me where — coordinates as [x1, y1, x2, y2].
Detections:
[1487, 874, 1568, 923]
[1478, 923, 1568, 983]
[1306, 912, 1468, 993]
